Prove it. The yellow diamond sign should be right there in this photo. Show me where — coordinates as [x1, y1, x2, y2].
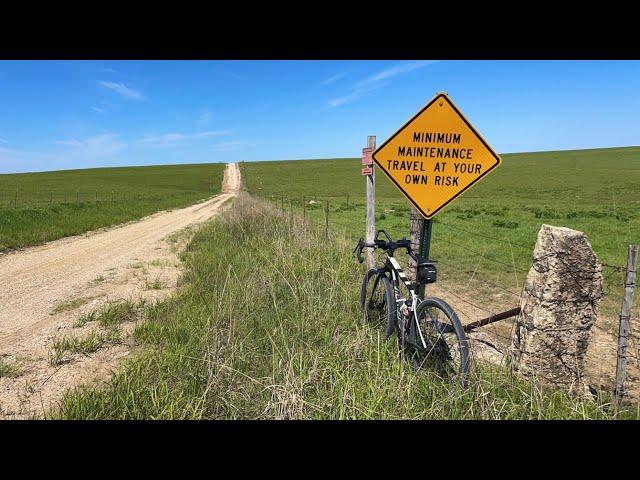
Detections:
[372, 92, 501, 219]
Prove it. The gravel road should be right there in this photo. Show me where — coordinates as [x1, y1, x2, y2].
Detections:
[0, 162, 240, 418]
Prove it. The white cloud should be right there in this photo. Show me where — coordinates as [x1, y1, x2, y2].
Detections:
[91, 106, 105, 113]
[195, 130, 231, 138]
[211, 140, 254, 152]
[200, 111, 212, 122]
[216, 69, 244, 81]
[0, 146, 34, 171]
[98, 81, 145, 100]
[324, 82, 389, 110]
[139, 130, 231, 147]
[326, 90, 364, 109]
[0, 146, 20, 156]
[55, 140, 84, 147]
[325, 60, 438, 109]
[0, 145, 69, 173]
[322, 71, 348, 85]
[1, 135, 126, 173]
[355, 60, 438, 89]
[103, 68, 117, 73]
[55, 134, 126, 157]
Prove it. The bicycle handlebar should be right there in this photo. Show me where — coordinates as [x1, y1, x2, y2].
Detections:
[353, 230, 412, 264]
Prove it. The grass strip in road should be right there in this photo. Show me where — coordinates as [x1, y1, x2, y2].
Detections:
[49, 329, 122, 366]
[0, 357, 22, 379]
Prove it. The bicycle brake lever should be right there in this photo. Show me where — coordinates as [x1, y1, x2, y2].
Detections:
[354, 239, 365, 263]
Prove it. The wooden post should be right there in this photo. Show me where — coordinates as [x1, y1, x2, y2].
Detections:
[14, 190, 17, 208]
[76, 190, 79, 204]
[289, 199, 293, 229]
[324, 200, 329, 240]
[614, 244, 638, 408]
[303, 195, 306, 224]
[50, 191, 53, 206]
[365, 136, 376, 270]
[346, 193, 349, 208]
[408, 206, 422, 282]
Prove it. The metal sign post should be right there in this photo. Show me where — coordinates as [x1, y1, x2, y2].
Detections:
[417, 218, 433, 297]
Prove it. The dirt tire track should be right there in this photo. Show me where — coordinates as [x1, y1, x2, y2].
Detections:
[0, 162, 240, 418]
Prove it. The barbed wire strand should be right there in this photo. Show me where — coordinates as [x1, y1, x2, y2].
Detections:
[436, 221, 533, 251]
[443, 238, 530, 273]
[437, 259, 522, 300]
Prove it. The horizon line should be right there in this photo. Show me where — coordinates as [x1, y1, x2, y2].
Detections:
[1, 144, 638, 175]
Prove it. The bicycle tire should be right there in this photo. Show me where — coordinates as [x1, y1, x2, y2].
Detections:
[409, 297, 470, 388]
[360, 269, 396, 339]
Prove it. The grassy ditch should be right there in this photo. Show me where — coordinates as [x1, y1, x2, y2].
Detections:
[52, 193, 637, 419]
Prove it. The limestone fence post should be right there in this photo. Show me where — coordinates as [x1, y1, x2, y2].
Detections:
[509, 224, 603, 395]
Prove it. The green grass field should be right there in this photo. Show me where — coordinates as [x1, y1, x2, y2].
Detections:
[0, 163, 225, 252]
[241, 147, 640, 322]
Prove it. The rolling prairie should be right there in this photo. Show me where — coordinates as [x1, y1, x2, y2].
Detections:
[0, 163, 225, 252]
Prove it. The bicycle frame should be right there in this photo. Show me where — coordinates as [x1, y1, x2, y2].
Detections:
[358, 230, 453, 351]
[373, 254, 430, 352]
[358, 232, 468, 385]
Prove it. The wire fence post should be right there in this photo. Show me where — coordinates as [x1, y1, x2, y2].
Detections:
[289, 199, 293, 229]
[365, 135, 376, 270]
[302, 195, 306, 224]
[14, 190, 17, 209]
[324, 200, 329, 240]
[346, 193, 349, 208]
[614, 244, 638, 408]
[50, 191, 53, 206]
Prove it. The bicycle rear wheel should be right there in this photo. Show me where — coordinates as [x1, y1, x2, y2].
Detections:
[410, 297, 470, 388]
[360, 269, 396, 339]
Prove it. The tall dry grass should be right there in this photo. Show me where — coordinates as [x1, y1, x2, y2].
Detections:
[53, 193, 635, 419]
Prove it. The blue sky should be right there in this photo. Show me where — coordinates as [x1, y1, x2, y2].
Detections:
[0, 60, 638, 174]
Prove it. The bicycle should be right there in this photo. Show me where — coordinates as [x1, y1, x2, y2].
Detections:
[354, 230, 470, 388]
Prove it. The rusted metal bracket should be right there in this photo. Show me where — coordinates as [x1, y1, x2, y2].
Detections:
[463, 307, 521, 333]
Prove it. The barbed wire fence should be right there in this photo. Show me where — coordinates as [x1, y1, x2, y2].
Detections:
[431, 219, 638, 399]
[0, 189, 205, 210]
[265, 190, 638, 401]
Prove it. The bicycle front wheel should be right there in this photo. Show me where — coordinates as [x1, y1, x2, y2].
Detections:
[360, 269, 396, 339]
[412, 297, 470, 388]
